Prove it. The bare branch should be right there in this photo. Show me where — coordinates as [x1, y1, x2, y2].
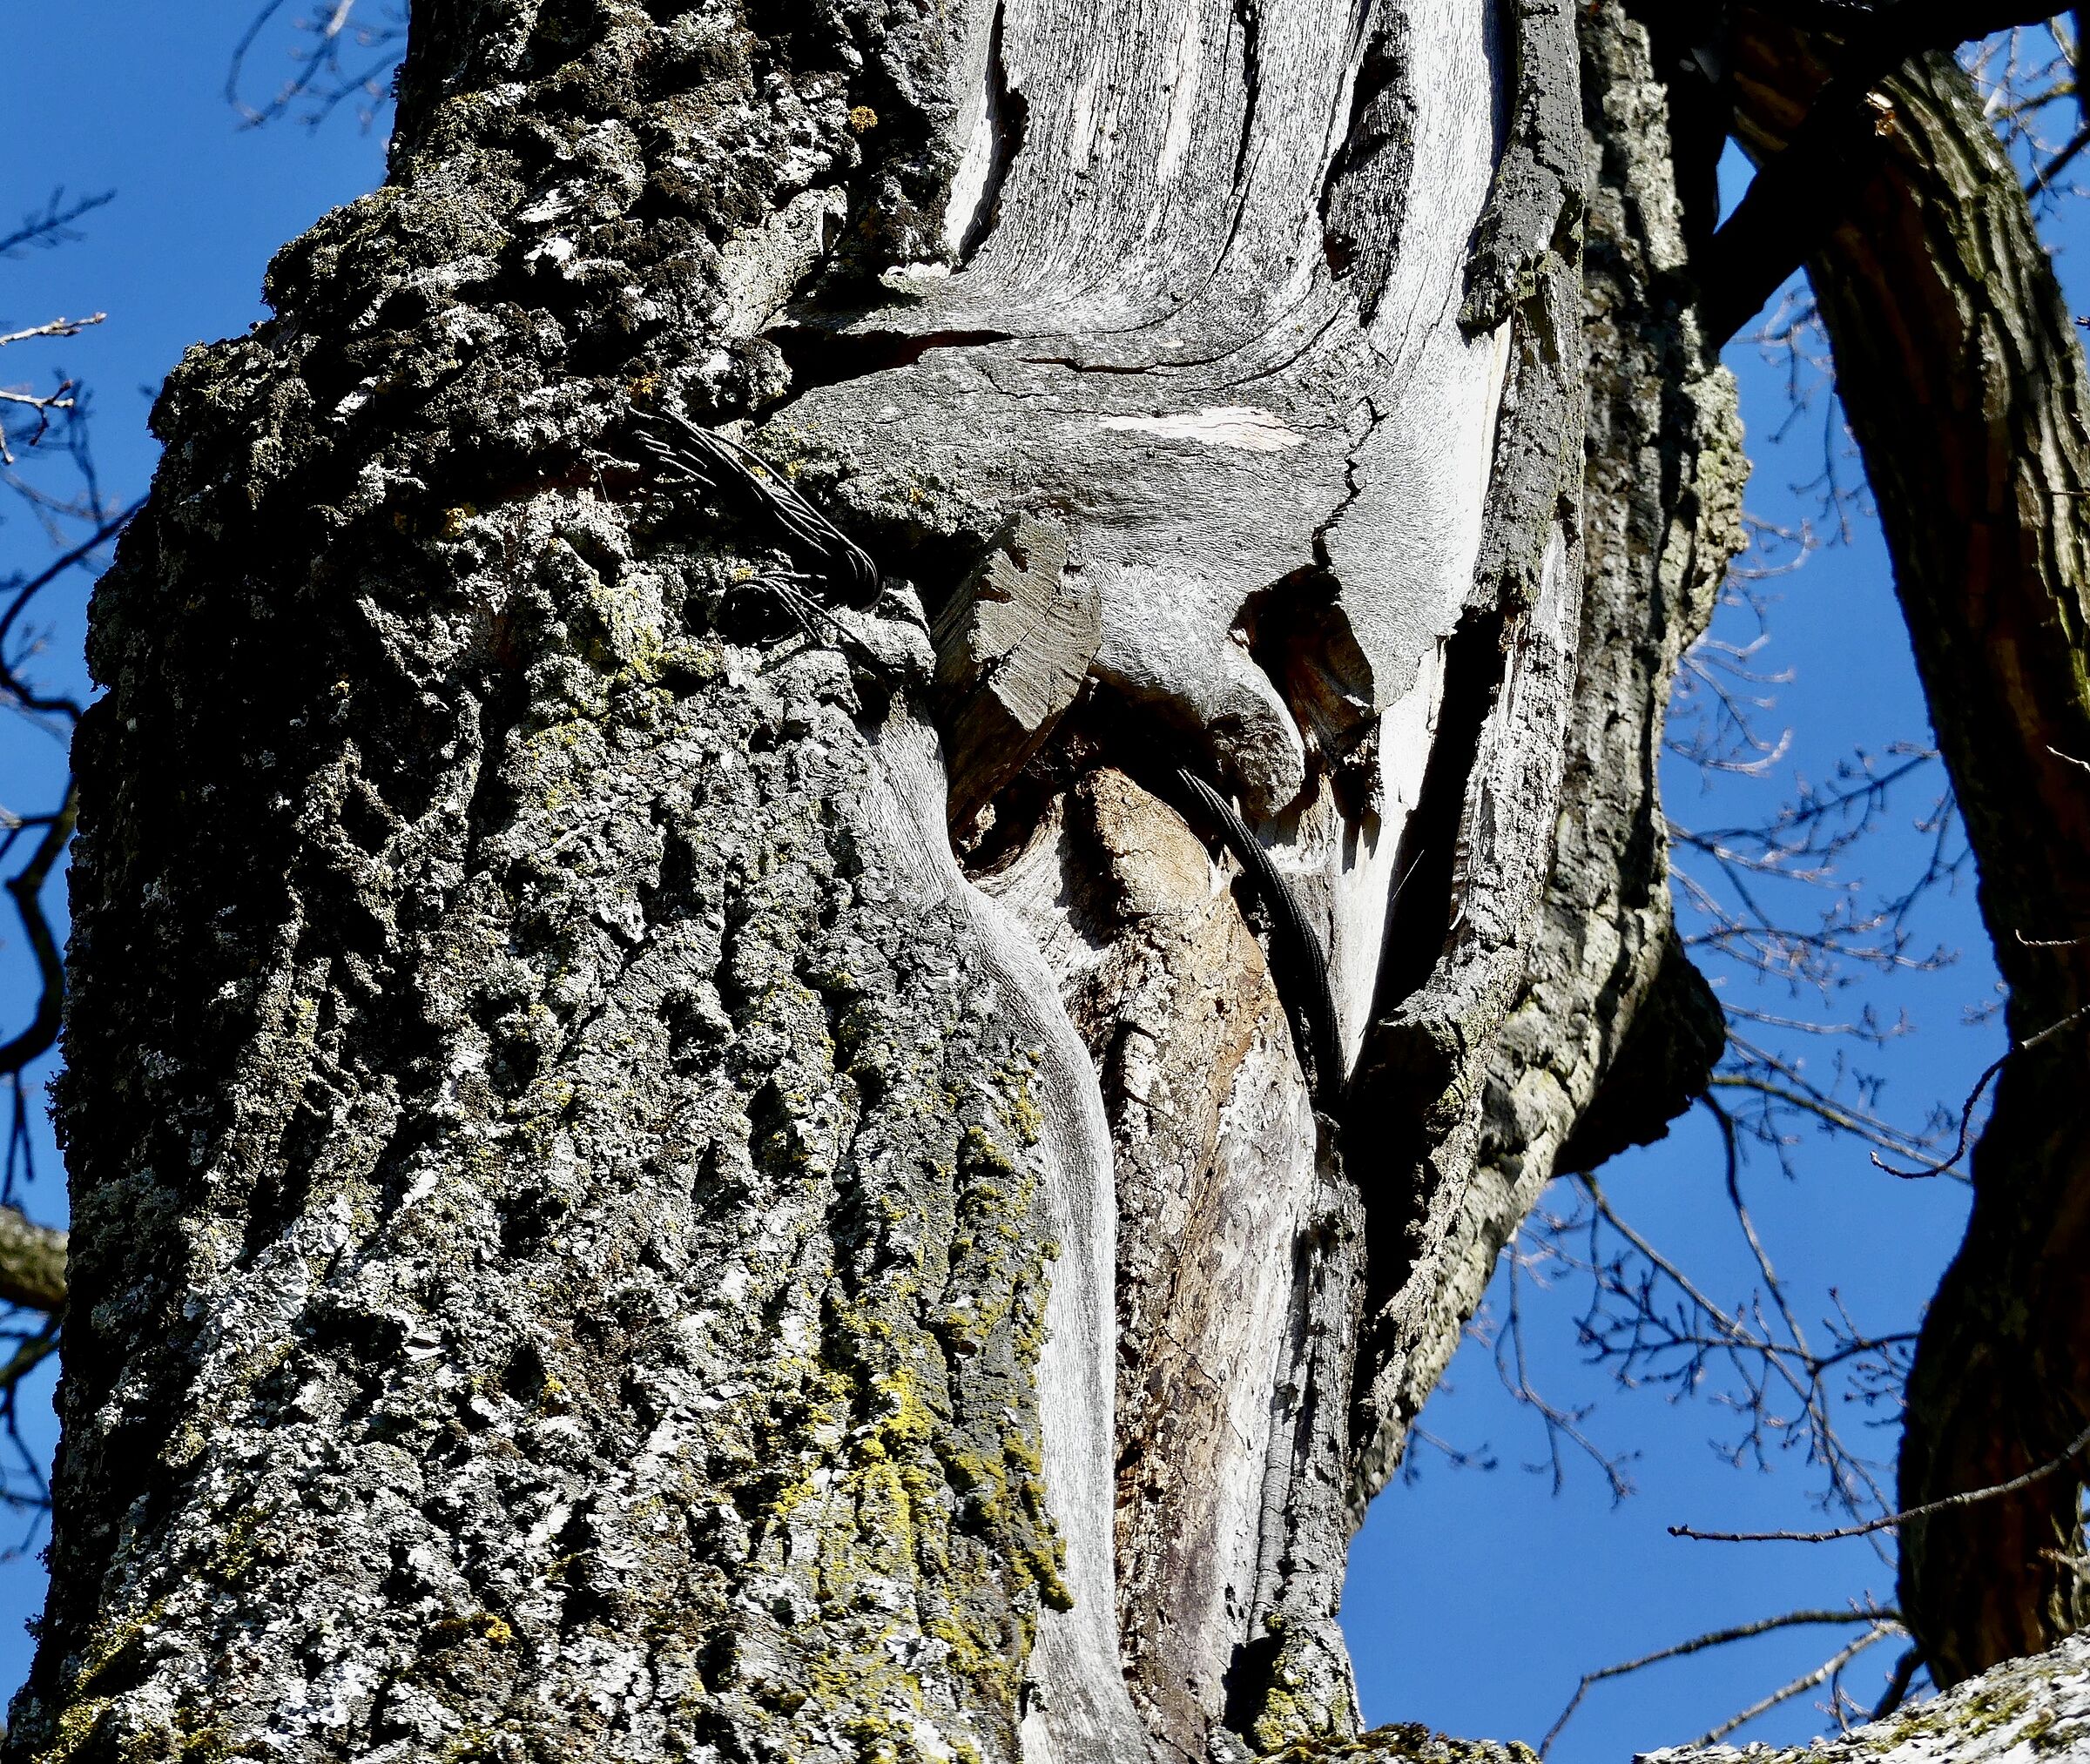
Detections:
[0, 1209, 64, 1316]
[0, 190, 113, 260]
[227, 0, 407, 131]
[1707, 3, 2065, 343]
[1671, 1417, 2090, 1543]
[0, 784, 77, 1081]
[1872, 997, 2090, 1179]
[0, 316, 105, 351]
[0, 499, 141, 654]
[1689, 1626, 1900, 1747]
[1871, 1644, 1925, 1719]
[1540, 1606, 1902, 1758]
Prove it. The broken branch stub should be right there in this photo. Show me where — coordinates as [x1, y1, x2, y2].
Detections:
[932, 513, 1093, 832]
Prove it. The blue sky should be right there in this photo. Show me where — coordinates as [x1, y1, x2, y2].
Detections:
[0, 10, 2055, 1760]
[0, 0, 393, 1707]
[1346, 141, 2053, 1762]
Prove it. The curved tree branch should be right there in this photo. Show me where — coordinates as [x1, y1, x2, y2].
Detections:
[0, 1208, 64, 1316]
[0, 783, 76, 1079]
[1707, 2, 2065, 343]
[1731, 18, 2090, 1687]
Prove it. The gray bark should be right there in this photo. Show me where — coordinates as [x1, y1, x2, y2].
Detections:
[10, 3, 1743, 1761]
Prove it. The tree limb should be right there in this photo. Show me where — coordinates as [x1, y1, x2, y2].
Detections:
[1707, 2, 2064, 343]
[0, 1208, 64, 1316]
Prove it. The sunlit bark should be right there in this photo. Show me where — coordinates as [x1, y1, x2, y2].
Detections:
[10, 3, 1742, 1760]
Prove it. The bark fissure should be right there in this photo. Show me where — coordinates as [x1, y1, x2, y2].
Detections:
[1370, 606, 1510, 1023]
[1348, 0, 1743, 1512]
[1230, 0, 1265, 190]
[955, 3, 1030, 266]
[18, 3, 1754, 1761]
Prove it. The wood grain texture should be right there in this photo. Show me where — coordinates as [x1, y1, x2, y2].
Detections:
[984, 769, 1324, 1757]
[775, 0, 1510, 1064]
[758, 5, 1517, 1749]
[865, 719, 1150, 1764]
[934, 515, 1094, 832]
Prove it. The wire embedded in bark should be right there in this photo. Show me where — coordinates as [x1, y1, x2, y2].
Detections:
[632, 409, 882, 607]
[1174, 764, 1346, 1114]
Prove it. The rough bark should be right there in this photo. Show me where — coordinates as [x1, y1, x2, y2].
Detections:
[1354, 6, 1741, 1483]
[25, 10, 1121, 1757]
[1650, 1630, 2090, 1762]
[0, 1208, 64, 1316]
[1729, 21, 2090, 1689]
[12, 3, 1736, 1762]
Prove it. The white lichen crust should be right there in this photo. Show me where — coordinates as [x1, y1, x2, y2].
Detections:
[1646, 1633, 2090, 1762]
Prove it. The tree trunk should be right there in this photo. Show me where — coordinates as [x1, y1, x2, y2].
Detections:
[1729, 17, 2090, 1691]
[10, 3, 1736, 1761]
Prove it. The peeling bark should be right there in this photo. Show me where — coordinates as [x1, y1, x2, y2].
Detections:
[934, 515, 1092, 834]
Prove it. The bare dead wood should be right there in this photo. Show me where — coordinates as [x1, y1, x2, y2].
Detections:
[932, 514, 1090, 832]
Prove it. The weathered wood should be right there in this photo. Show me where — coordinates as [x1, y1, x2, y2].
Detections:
[932, 514, 1092, 832]
[783, 0, 1513, 1061]
[1357, 0, 1743, 1500]
[975, 765, 1325, 1754]
[771, 3, 1529, 1751]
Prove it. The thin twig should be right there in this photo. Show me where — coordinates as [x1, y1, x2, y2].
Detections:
[1871, 1645, 1924, 1720]
[0, 784, 78, 1076]
[1539, 1606, 1899, 1757]
[2028, 118, 2090, 192]
[0, 315, 104, 351]
[1689, 1627, 1898, 1748]
[1872, 998, 2090, 1180]
[0, 497, 142, 652]
[1672, 1418, 2090, 1542]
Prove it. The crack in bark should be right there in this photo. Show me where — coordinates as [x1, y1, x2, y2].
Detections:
[1310, 397, 1386, 573]
[1230, 0, 1264, 190]
[764, 325, 1018, 401]
[1368, 606, 1509, 1024]
[1318, 11, 1419, 310]
[958, 2, 1030, 266]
